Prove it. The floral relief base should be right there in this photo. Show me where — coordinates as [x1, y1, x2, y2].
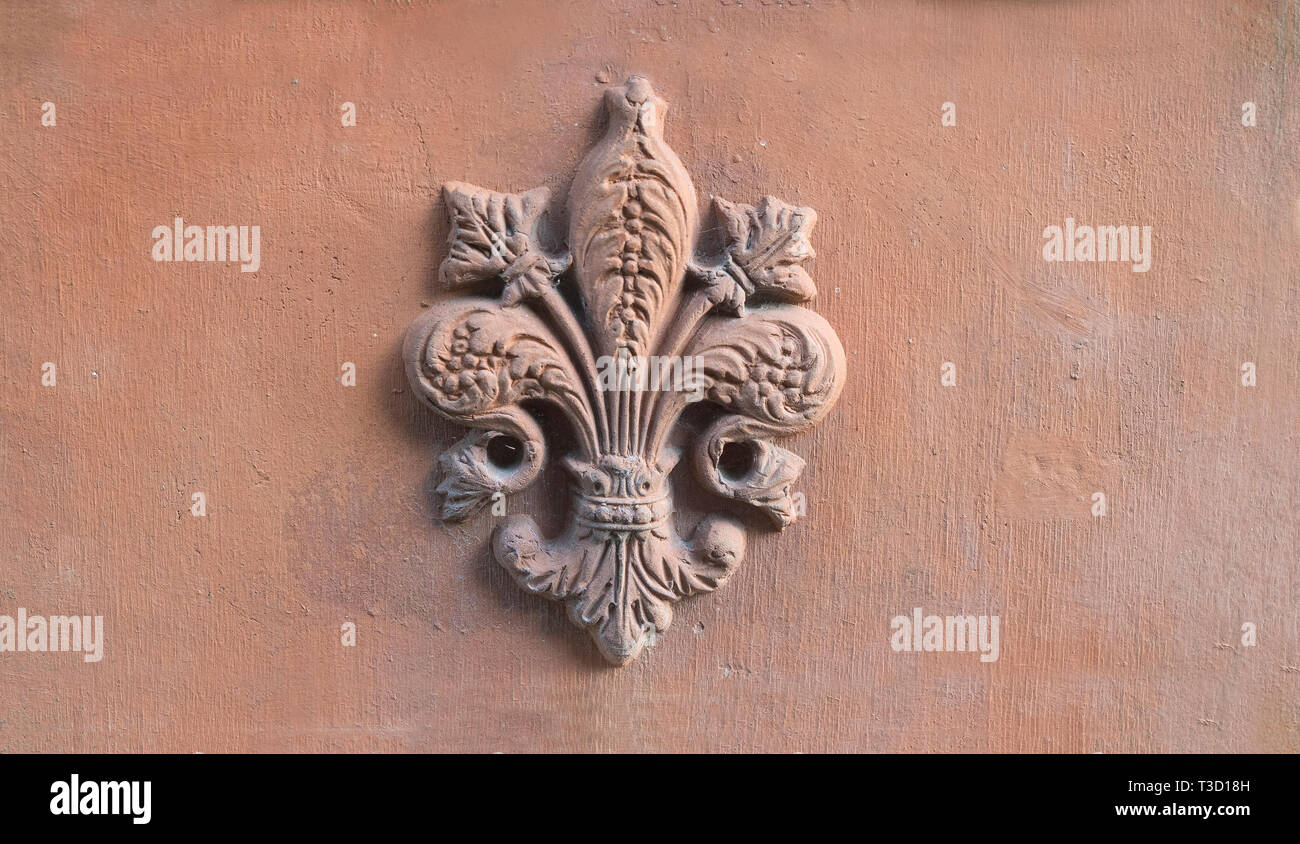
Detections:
[404, 77, 845, 665]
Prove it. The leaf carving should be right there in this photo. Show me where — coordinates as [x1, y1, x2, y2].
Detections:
[493, 512, 745, 664]
[440, 182, 558, 306]
[694, 430, 807, 528]
[715, 196, 818, 303]
[436, 428, 544, 521]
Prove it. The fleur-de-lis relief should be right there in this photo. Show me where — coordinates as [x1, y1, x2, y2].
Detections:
[404, 77, 845, 664]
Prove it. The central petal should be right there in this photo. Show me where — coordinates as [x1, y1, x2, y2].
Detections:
[567, 76, 698, 359]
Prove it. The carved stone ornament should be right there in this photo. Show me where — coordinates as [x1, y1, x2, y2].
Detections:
[404, 77, 845, 664]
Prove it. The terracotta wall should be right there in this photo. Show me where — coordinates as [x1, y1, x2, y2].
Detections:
[1, 0, 1296, 752]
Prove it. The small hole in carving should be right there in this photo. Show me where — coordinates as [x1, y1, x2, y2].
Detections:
[717, 441, 755, 483]
[487, 436, 524, 470]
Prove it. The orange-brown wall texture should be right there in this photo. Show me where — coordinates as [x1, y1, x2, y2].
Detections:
[1, 0, 1297, 752]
